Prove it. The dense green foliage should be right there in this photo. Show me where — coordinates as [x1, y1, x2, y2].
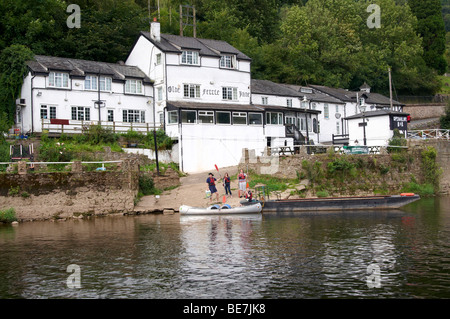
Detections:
[440, 101, 450, 128]
[0, 0, 447, 126]
[0, 207, 17, 223]
[0, 44, 34, 126]
[409, 0, 447, 74]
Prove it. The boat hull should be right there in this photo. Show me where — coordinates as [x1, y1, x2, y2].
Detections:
[257, 194, 420, 213]
[179, 203, 262, 215]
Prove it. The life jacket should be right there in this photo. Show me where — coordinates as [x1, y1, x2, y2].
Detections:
[208, 177, 215, 186]
[238, 173, 246, 181]
[224, 176, 230, 184]
[246, 190, 252, 201]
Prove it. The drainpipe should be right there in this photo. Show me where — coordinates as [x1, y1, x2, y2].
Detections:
[30, 74, 36, 133]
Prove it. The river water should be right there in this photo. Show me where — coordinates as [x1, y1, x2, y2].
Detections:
[0, 197, 449, 299]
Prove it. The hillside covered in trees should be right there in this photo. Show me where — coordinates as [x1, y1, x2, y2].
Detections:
[0, 0, 448, 126]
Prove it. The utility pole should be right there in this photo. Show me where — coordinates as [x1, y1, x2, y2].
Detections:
[389, 67, 393, 110]
[179, 5, 196, 37]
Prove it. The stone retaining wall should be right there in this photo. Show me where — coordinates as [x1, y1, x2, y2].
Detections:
[0, 160, 140, 221]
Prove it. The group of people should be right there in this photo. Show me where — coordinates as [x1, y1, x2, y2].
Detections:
[206, 169, 252, 202]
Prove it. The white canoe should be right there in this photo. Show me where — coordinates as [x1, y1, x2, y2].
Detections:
[179, 203, 262, 215]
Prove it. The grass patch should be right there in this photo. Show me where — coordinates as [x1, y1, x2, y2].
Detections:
[0, 208, 17, 223]
[401, 182, 435, 197]
[247, 173, 297, 192]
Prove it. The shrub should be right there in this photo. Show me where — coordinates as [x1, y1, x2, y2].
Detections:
[139, 174, 156, 195]
[0, 208, 17, 223]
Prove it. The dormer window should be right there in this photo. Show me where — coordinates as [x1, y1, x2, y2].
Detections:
[125, 79, 143, 94]
[181, 50, 199, 65]
[48, 72, 69, 88]
[85, 75, 111, 91]
[220, 55, 236, 69]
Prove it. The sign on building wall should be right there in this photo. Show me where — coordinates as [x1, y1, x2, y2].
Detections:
[389, 115, 408, 130]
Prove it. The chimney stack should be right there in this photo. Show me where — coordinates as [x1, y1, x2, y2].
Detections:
[150, 17, 161, 42]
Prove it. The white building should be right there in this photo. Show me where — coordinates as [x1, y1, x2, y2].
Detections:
[125, 21, 319, 173]
[345, 110, 409, 146]
[18, 55, 153, 135]
[309, 83, 405, 144]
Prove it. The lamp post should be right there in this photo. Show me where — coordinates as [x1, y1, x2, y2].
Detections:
[359, 104, 367, 146]
[302, 96, 310, 144]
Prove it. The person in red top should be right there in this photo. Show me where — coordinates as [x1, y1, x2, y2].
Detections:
[237, 169, 247, 198]
[206, 173, 219, 202]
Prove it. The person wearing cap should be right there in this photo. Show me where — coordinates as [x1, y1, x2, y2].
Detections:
[206, 172, 219, 202]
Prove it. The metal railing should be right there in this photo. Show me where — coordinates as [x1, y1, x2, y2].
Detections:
[41, 119, 159, 134]
[407, 129, 450, 140]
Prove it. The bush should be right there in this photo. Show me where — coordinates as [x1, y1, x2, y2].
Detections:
[139, 174, 157, 195]
[0, 208, 17, 223]
[440, 103, 450, 129]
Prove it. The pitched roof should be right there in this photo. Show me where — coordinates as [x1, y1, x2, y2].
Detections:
[27, 55, 152, 83]
[308, 84, 355, 102]
[281, 84, 345, 104]
[251, 79, 302, 97]
[309, 84, 404, 106]
[140, 32, 252, 61]
[345, 109, 408, 120]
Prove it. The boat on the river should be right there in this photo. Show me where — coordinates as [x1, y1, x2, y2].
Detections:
[179, 202, 262, 215]
[242, 193, 420, 213]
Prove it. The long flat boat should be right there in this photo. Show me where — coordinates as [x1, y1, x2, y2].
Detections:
[243, 194, 420, 213]
[179, 203, 262, 215]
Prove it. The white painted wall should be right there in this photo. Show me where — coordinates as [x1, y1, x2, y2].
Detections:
[347, 115, 393, 146]
[19, 72, 153, 134]
[174, 123, 266, 173]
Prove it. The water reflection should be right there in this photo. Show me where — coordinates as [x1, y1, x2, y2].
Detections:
[0, 198, 449, 298]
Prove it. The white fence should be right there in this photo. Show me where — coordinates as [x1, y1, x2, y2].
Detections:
[407, 129, 450, 140]
[41, 119, 159, 134]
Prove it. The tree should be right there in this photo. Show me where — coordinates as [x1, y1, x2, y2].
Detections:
[0, 44, 34, 126]
[408, 0, 447, 74]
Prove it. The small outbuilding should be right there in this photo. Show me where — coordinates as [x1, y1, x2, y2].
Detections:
[345, 109, 409, 147]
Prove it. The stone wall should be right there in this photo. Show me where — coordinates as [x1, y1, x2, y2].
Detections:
[242, 140, 450, 196]
[403, 104, 445, 120]
[407, 139, 450, 195]
[0, 160, 140, 221]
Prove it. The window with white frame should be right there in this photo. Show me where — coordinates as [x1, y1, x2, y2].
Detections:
[266, 112, 283, 125]
[198, 111, 214, 124]
[123, 109, 145, 123]
[168, 111, 178, 124]
[232, 112, 247, 125]
[107, 109, 114, 122]
[335, 104, 339, 113]
[40, 105, 56, 119]
[181, 110, 196, 123]
[216, 111, 231, 124]
[324, 104, 329, 119]
[336, 121, 340, 135]
[48, 72, 69, 88]
[261, 97, 268, 105]
[249, 113, 263, 125]
[71, 106, 90, 121]
[157, 87, 163, 101]
[184, 84, 200, 99]
[287, 99, 293, 108]
[156, 53, 162, 65]
[222, 87, 237, 100]
[181, 50, 199, 65]
[220, 55, 236, 69]
[125, 79, 143, 94]
[85, 75, 111, 91]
